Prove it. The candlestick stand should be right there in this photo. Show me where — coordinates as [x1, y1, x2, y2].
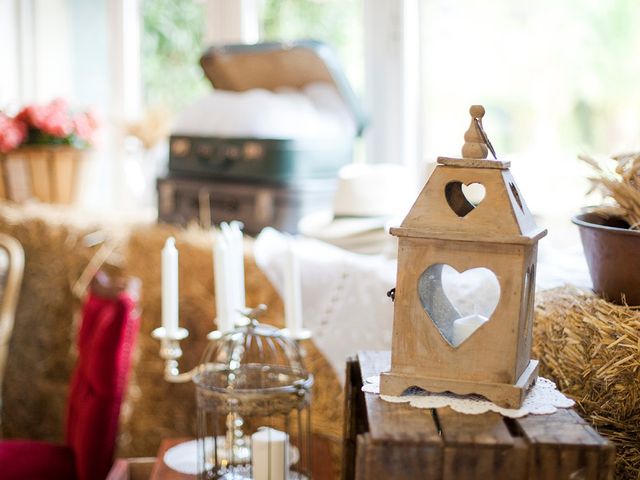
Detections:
[151, 326, 196, 383]
[279, 328, 312, 359]
[279, 328, 312, 341]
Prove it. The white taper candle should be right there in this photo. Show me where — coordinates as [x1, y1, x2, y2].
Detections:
[220, 222, 240, 324]
[230, 221, 246, 311]
[161, 237, 179, 336]
[214, 235, 233, 333]
[283, 239, 303, 336]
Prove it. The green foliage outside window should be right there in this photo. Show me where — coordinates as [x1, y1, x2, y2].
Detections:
[142, 0, 209, 113]
[261, 0, 363, 94]
[141, 0, 364, 111]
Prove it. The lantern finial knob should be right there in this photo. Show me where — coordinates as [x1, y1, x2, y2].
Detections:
[462, 105, 489, 159]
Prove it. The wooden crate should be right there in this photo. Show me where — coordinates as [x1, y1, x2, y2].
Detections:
[0, 146, 85, 204]
[343, 351, 615, 480]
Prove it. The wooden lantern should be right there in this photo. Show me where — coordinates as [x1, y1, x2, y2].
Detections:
[380, 105, 547, 408]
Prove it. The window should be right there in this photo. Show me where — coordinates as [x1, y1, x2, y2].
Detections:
[260, 0, 364, 95]
[419, 0, 640, 219]
[142, 0, 209, 113]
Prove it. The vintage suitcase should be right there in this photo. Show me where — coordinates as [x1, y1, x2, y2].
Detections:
[168, 40, 365, 185]
[157, 175, 336, 235]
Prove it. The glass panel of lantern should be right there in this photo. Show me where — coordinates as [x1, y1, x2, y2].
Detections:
[193, 319, 313, 479]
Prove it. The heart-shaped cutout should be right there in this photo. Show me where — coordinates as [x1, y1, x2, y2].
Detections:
[418, 264, 500, 347]
[445, 181, 486, 217]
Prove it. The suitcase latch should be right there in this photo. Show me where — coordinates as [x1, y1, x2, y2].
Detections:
[255, 190, 274, 223]
[243, 142, 264, 161]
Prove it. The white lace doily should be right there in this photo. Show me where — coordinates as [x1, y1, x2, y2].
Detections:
[362, 375, 575, 418]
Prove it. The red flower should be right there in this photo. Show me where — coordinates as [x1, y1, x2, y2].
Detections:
[16, 99, 73, 138]
[16, 104, 47, 128]
[9, 99, 97, 148]
[41, 110, 73, 137]
[0, 114, 27, 153]
[73, 111, 99, 143]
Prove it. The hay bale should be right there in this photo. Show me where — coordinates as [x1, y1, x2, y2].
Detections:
[0, 203, 101, 441]
[534, 285, 640, 480]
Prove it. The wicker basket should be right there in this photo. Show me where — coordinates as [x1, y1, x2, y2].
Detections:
[0, 146, 85, 204]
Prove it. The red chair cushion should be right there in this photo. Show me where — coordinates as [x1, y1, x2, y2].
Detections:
[0, 440, 76, 480]
[65, 290, 139, 480]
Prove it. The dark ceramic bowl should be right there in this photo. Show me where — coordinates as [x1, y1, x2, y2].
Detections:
[572, 212, 640, 305]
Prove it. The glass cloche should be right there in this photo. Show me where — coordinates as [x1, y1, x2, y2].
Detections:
[193, 305, 313, 480]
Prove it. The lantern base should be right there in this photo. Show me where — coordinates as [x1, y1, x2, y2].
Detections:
[380, 359, 539, 409]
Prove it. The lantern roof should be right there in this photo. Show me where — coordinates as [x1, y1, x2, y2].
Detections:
[391, 105, 547, 245]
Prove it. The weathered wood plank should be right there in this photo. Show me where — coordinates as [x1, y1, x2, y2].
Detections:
[358, 351, 441, 443]
[356, 433, 443, 480]
[438, 408, 527, 479]
[441, 441, 529, 480]
[518, 408, 586, 426]
[518, 418, 607, 447]
[438, 408, 514, 446]
[516, 411, 614, 480]
[342, 356, 366, 480]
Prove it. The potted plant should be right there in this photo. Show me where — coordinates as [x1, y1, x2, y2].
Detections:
[572, 152, 640, 305]
[0, 99, 97, 204]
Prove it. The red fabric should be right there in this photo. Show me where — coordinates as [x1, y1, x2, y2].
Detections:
[0, 287, 139, 480]
[65, 291, 139, 480]
[0, 440, 76, 480]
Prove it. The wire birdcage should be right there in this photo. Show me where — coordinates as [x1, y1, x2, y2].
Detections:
[193, 307, 313, 480]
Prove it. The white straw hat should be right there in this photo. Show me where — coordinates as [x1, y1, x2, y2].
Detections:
[298, 163, 415, 254]
[332, 163, 415, 217]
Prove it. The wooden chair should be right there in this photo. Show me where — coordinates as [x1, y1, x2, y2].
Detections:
[0, 233, 24, 432]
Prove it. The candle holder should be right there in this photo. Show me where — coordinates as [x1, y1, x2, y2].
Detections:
[278, 328, 312, 341]
[151, 326, 197, 383]
[207, 309, 255, 342]
[279, 328, 312, 360]
[154, 305, 314, 479]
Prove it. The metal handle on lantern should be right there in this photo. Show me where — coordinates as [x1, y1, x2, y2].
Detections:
[151, 327, 198, 383]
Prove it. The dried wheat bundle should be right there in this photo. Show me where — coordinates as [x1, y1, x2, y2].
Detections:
[125, 105, 172, 150]
[579, 152, 640, 229]
[534, 285, 640, 480]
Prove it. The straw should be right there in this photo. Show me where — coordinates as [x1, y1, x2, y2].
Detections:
[579, 152, 640, 229]
[534, 285, 640, 479]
